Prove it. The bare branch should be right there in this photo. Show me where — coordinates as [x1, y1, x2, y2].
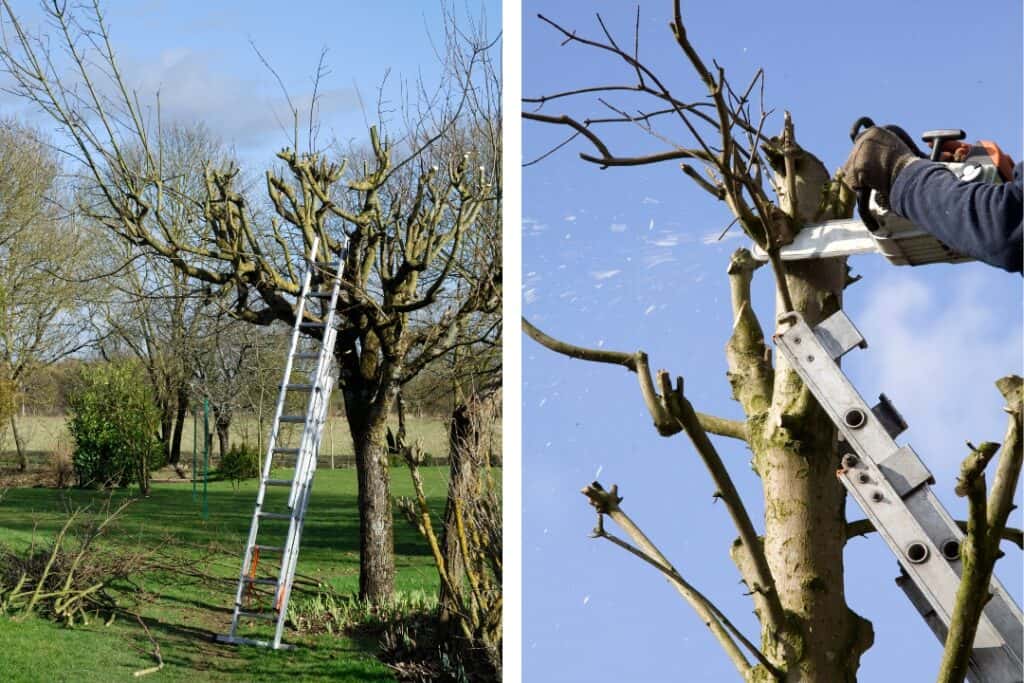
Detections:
[581, 482, 770, 679]
[523, 318, 745, 441]
[937, 376, 1023, 683]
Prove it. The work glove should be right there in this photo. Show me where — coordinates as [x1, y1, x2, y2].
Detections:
[840, 126, 921, 197]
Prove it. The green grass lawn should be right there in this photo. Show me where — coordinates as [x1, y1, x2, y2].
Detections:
[0, 466, 451, 682]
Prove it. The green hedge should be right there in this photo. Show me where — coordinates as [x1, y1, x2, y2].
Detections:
[66, 361, 162, 491]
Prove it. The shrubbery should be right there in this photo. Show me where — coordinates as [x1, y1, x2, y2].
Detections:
[218, 441, 260, 482]
[66, 361, 162, 493]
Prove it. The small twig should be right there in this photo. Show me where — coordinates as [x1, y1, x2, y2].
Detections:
[132, 614, 164, 677]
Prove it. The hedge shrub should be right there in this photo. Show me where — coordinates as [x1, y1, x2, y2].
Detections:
[66, 361, 162, 491]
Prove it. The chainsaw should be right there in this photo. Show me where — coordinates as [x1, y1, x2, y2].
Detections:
[752, 117, 1015, 266]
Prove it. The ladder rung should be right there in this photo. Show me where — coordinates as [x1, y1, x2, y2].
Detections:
[273, 448, 300, 455]
[285, 384, 316, 391]
[279, 416, 306, 423]
[307, 291, 333, 299]
[299, 321, 325, 329]
[293, 353, 319, 360]
[237, 610, 277, 621]
[258, 512, 292, 520]
[254, 545, 284, 553]
[243, 577, 279, 586]
[264, 478, 293, 487]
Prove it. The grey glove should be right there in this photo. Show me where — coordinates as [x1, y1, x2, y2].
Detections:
[841, 126, 920, 197]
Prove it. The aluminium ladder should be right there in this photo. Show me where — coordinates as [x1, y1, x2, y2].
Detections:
[774, 310, 1023, 683]
[216, 236, 344, 650]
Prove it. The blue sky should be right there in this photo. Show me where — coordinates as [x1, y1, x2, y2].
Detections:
[2, 0, 500, 163]
[523, 2, 1022, 682]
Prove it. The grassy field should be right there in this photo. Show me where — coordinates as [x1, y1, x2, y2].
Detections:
[0, 466, 451, 682]
[0, 414, 451, 472]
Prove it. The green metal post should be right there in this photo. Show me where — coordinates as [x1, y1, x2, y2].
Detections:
[192, 404, 197, 502]
[202, 398, 210, 520]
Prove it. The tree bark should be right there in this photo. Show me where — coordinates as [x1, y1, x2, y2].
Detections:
[10, 414, 26, 472]
[755, 259, 873, 680]
[439, 402, 476, 634]
[158, 396, 173, 464]
[168, 388, 187, 466]
[213, 409, 230, 461]
[344, 388, 396, 603]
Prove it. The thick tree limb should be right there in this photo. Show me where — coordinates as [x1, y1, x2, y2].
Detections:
[937, 375, 1023, 683]
[582, 482, 779, 679]
[524, 315, 782, 631]
[725, 249, 773, 418]
[669, 386, 785, 635]
[522, 317, 746, 441]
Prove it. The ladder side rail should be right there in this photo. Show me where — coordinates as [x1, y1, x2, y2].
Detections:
[775, 313, 1007, 650]
[906, 486, 1024, 666]
[286, 252, 344, 509]
[261, 234, 321, 488]
[226, 236, 319, 637]
[272, 372, 336, 649]
[271, 252, 344, 646]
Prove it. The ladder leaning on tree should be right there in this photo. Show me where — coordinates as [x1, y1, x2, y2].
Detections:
[216, 236, 345, 650]
[775, 310, 1023, 683]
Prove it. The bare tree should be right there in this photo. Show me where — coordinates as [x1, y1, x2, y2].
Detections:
[0, 0, 500, 603]
[523, 5, 1020, 681]
[0, 119, 93, 470]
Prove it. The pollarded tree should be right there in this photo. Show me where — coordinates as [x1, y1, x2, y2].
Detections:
[0, 0, 500, 603]
[523, 5, 1020, 682]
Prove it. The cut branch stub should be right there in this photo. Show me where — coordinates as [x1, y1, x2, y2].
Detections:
[582, 481, 622, 514]
[955, 441, 999, 498]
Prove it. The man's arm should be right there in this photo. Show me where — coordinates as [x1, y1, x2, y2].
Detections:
[890, 161, 1023, 273]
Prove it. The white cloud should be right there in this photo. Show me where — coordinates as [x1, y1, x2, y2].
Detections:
[641, 196, 660, 204]
[610, 223, 627, 233]
[648, 233, 683, 247]
[125, 48, 359, 148]
[590, 269, 621, 281]
[855, 271, 1022, 480]
[564, 215, 577, 222]
[523, 217, 547, 233]
[702, 229, 744, 244]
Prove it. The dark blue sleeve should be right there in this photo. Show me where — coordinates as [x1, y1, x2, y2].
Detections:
[890, 160, 1023, 273]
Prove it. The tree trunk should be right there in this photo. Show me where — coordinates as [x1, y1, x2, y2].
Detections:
[10, 414, 26, 472]
[438, 401, 476, 634]
[754, 260, 873, 680]
[344, 390, 396, 604]
[168, 388, 188, 466]
[158, 397, 173, 464]
[214, 409, 230, 461]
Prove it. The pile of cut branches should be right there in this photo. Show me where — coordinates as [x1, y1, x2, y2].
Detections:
[0, 499, 146, 625]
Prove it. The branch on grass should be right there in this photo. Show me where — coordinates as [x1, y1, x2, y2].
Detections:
[132, 614, 164, 678]
[582, 482, 781, 680]
[937, 375, 1023, 683]
[522, 317, 745, 441]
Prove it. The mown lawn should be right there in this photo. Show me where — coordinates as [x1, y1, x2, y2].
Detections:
[0, 466, 450, 682]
